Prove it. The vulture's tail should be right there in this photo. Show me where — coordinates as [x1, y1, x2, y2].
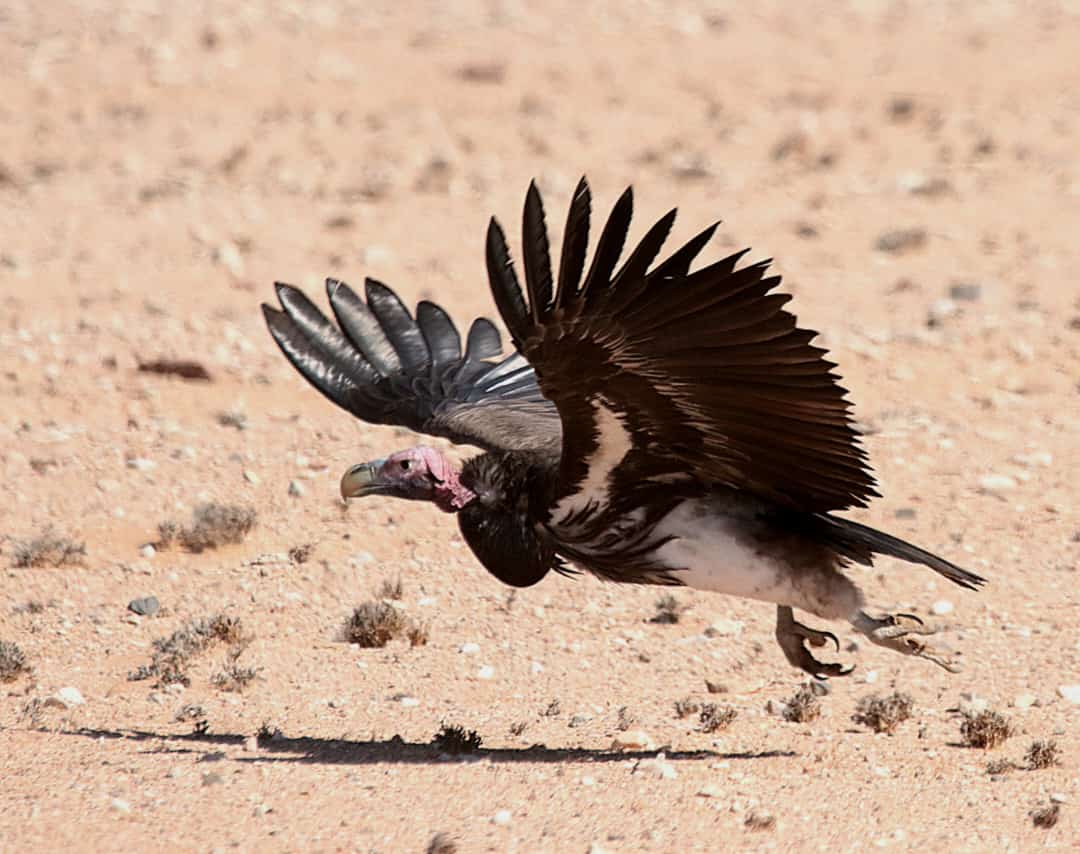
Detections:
[816, 514, 986, 591]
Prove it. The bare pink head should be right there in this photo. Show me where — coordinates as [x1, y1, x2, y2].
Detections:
[339, 446, 474, 513]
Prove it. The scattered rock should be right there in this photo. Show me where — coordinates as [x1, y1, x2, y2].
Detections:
[931, 600, 954, 616]
[1057, 685, 1080, 705]
[705, 618, 744, 638]
[979, 474, 1017, 494]
[127, 457, 157, 472]
[697, 783, 724, 798]
[477, 665, 495, 680]
[458, 642, 480, 655]
[128, 596, 160, 617]
[110, 798, 131, 813]
[139, 543, 156, 559]
[491, 809, 512, 826]
[1013, 693, 1037, 709]
[927, 298, 958, 327]
[611, 730, 656, 751]
[48, 686, 86, 709]
[287, 479, 306, 497]
[894, 507, 917, 519]
[949, 282, 983, 301]
[634, 756, 677, 780]
[875, 228, 927, 254]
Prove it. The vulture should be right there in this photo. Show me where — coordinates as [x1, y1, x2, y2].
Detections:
[263, 178, 985, 678]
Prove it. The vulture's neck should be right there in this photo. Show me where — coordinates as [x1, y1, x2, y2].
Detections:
[432, 466, 475, 513]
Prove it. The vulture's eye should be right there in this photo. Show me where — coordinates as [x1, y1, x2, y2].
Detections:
[400, 459, 411, 471]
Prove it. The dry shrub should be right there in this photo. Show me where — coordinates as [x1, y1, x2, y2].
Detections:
[212, 663, 261, 692]
[960, 710, 1014, 749]
[433, 723, 482, 755]
[986, 758, 1017, 775]
[1031, 803, 1060, 829]
[288, 543, 314, 564]
[698, 703, 738, 733]
[376, 577, 403, 600]
[1025, 740, 1061, 770]
[427, 832, 458, 854]
[783, 686, 821, 723]
[129, 614, 249, 686]
[651, 593, 687, 624]
[12, 528, 86, 567]
[745, 811, 776, 831]
[674, 697, 700, 719]
[342, 601, 425, 648]
[157, 503, 257, 553]
[0, 641, 30, 682]
[853, 692, 914, 734]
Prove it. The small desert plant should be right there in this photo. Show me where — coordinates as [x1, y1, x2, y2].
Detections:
[509, 720, 529, 737]
[853, 692, 914, 734]
[256, 721, 283, 744]
[174, 703, 206, 723]
[674, 697, 700, 719]
[744, 811, 776, 831]
[12, 528, 86, 567]
[960, 710, 1013, 749]
[783, 686, 821, 723]
[288, 543, 314, 564]
[542, 699, 561, 717]
[986, 758, 1017, 775]
[0, 641, 31, 682]
[698, 703, 738, 733]
[426, 832, 458, 854]
[650, 593, 687, 624]
[376, 577, 403, 600]
[157, 503, 257, 553]
[1025, 740, 1061, 770]
[129, 613, 249, 686]
[433, 723, 483, 755]
[1031, 802, 1060, 829]
[616, 706, 635, 731]
[341, 601, 422, 648]
[212, 663, 261, 692]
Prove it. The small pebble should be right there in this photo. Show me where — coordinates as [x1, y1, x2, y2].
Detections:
[288, 479, 306, 497]
[876, 228, 927, 254]
[809, 680, 831, 697]
[127, 457, 157, 472]
[634, 757, 677, 780]
[958, 693, 988, 715]
[705, 619, 744, 638]
[202, 772, 224, 786]
[243, 470, 260, 485]
[948, 282, 982, 301]
[1057, 685, 1080, 705]
[399, 696, 420, 708]
[458, 642, 480, 654]
[931, 600, 954, 616]
[698, 783, 724, 798]
[477, 665, 495, 680]
[139, 544, 156, 559]
[110, 798, 131, 814]
[128, 596, 160, 616]
[492, 809, 512, 826]
[979, 474, 1017, 493]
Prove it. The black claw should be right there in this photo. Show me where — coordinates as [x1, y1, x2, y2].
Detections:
[822, 630, 840, 652]
[895, 612, 924, 626]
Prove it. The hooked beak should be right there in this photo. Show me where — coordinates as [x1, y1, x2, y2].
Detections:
[340, 458, 387, 499]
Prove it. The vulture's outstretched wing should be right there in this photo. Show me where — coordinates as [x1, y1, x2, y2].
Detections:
[263, 279, 561, 453]
[486, 178, 879, 515]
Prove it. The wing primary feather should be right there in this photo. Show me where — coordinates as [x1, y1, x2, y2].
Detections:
[416, 300, 462, 367]
[364, 279, 431, 371]
[579, 186, 633, 304]
[486, 216, 530, 348]
[522, 181, 554, 324]
[326, 278, 399, 376]
[554, 176, 591, 307]
[463, 317, 503, 362]
[648, 221, 720, 281]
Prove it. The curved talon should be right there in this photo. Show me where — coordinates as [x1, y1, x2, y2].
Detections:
[775, 605, 852, 678]
[856, 609, 960, 673]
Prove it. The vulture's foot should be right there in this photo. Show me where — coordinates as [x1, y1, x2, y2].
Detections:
[854, 611, 961, 673]
[775, 605, 853, 678]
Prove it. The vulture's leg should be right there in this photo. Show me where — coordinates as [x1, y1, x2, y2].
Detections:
[851, 610, 961, 672]
[774, 605, 852, 678]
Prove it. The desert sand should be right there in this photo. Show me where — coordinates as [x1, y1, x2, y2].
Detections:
[1, 2, 1078, 851]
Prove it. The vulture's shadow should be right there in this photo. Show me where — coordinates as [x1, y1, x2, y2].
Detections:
[63, 726, 795, 766]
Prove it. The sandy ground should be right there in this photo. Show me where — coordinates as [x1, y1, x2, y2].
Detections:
[2, 1, 1079, 851]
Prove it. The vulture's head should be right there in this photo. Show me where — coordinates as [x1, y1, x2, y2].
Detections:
[339, 446, 474, 513]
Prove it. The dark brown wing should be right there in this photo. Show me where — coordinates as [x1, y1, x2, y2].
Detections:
[263, 278, 561, 453]
[485, 178, 879, 514]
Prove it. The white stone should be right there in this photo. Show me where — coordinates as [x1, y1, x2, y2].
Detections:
[931, 600, 954, 616]
[53, 686, 86, 709]
[127, 457, 157, 471]
[477, 665, 495, 680]
[1012, 693, 1037, 709]
[958, 693, 988, 715]
[530, 661, 544, 674]
[705, 618, 744, 638]
[288, 479, 306, 497]
[399, 696, 419, 708]
[1057, 685, 1080, 704]
[139, 544, 156, 559]
[243, 470, 260, 485]
[492, 809, 512, 826]
[634, 758, 677, 780]
[458, 642, 480, 655]
[110, 798, 131, 813]
[979, 474, 1016, 492]
[698, 783, 724, 798]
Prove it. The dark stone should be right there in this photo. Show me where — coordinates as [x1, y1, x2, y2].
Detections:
[128, 596, 160, 616]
